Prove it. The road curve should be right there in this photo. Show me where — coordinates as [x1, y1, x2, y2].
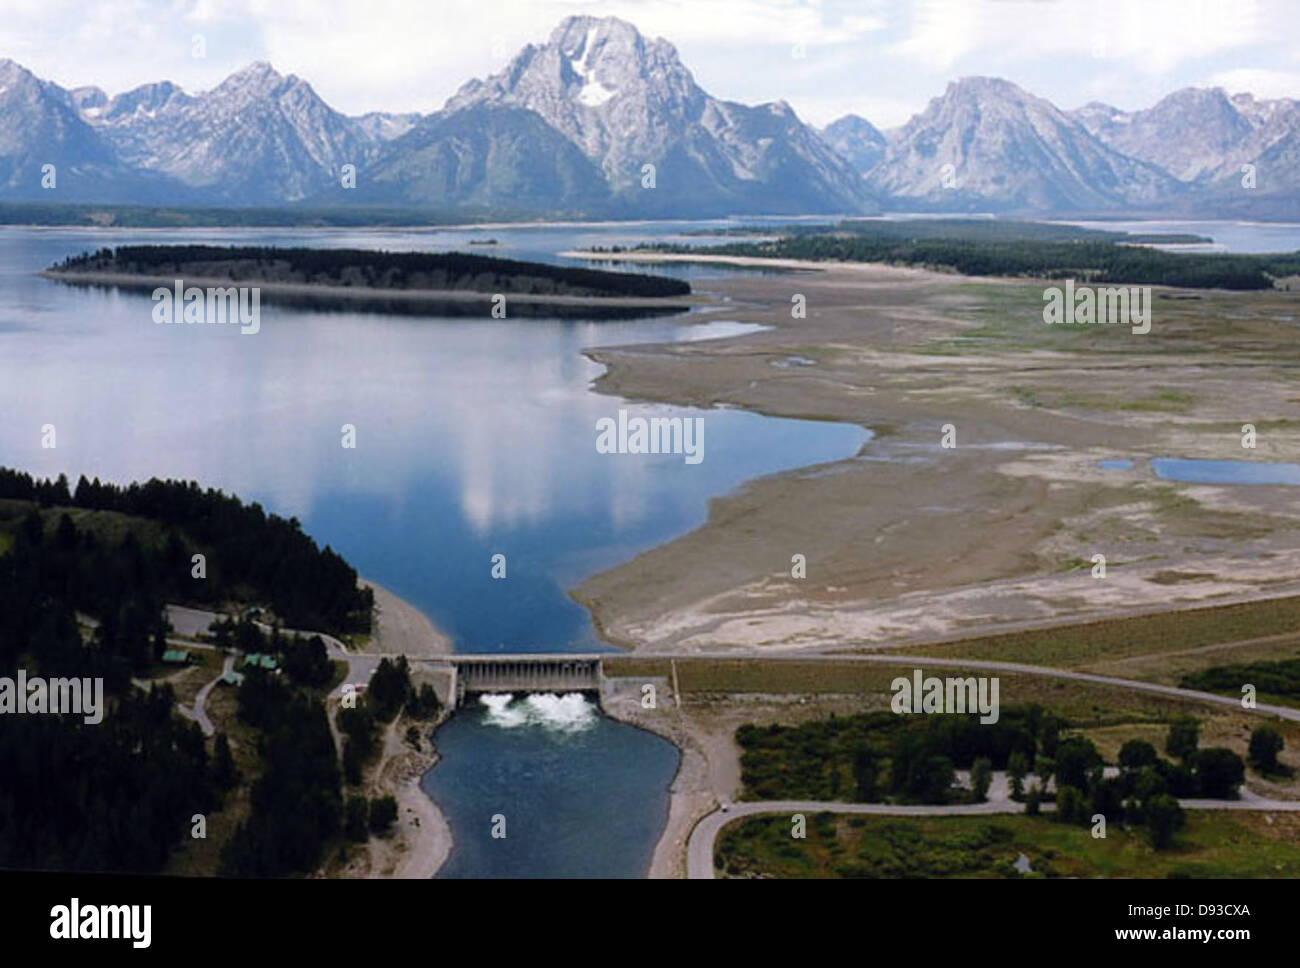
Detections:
[686, 796, 1300, 879]
[184, 653, 235, 737]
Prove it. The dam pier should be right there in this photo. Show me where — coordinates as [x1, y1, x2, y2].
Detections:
[377, 653, 606, 709]
[445, 654, 604, 708]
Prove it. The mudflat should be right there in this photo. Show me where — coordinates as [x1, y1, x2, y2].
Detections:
[572, 256, 1300, 654]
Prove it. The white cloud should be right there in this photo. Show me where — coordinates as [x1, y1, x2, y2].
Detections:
[891, 0, 1270, 75]
[890, 0, 980, 70]
[1207, 68, 1300, 100]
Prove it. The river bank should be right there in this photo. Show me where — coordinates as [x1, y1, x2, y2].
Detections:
[320, 579, 455, 878]
[320, 711, 452, 879]
[597, 675, 717, 878]
[361, 580, 453, 657]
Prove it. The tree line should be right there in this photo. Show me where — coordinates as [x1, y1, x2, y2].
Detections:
[738, 706, 1254, 813]
[645, 234, 1300, 290]
[0, 467, 372, 635]
[0, 468, 376, 874]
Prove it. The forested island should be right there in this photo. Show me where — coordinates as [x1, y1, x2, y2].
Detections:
[46, 244, 692, 299]
[0, 468, 416, 876]
[630, 219, 1300, 290]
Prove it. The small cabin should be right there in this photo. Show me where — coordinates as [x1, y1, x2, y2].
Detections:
[241, 653, 278, 671]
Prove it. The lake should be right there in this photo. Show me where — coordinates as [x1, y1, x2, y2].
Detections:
[0, 225, 867, 652]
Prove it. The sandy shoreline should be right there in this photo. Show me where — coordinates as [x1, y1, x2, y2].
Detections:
[370, 718, 452, 879]
[362, 580, 452, 877]
[361, 579, 453, 657]
[323, 714, 452, 879]
[315, 579, 455, 878]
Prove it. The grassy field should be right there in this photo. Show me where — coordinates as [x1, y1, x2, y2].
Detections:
[606, 656, 1252, 719]
[0, 496, 170, 550]
[602, 656, 1300, 742]
[715, 811, 1300, 878]
[603, 657, 903, 694]
[927, 281, 1300, 361]
[884, 596, 1300, 669]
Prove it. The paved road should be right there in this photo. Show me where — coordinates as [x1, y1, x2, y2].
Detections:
[341, 648, 1300, 724]
[627, 650, 1300, 723]
[165, 603, 362, 698]
[686, 794, 1300, 879]
[177, 652, 236, 737]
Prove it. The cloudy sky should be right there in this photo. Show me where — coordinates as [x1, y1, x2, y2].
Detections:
[3, 0, 1298, 127]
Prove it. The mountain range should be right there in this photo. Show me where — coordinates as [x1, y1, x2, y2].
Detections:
[2, 14, 1297, 219]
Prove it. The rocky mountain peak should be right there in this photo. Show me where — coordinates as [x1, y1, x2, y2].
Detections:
[820, 114, 887, 175]
[869, 73, 1176, 211]
[221, 61, 283, 86]
[435, 15, 865, 213]
[448, 14, 700, 123]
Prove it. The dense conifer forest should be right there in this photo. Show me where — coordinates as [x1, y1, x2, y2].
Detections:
[0, 468, 372, 634]
[0, 468, 375, 874]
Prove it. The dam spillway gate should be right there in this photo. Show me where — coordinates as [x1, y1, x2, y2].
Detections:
[430, 654, 605, 708]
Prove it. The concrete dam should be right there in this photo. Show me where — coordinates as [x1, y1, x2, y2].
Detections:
[414, 654, 606, 708]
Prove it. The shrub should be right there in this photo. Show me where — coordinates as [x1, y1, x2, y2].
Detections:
[368, 796, 398, 835]
[1248, 726, 1285, 774]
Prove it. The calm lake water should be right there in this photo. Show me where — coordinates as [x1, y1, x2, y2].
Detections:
[1063, 218, 1300, 253]
[0, 225, 866, 652]
[1099, 457, 1300, 484]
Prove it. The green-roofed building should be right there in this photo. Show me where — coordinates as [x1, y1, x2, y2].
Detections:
[161, 649, 192, 665]
[242, 653, 278, 671]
